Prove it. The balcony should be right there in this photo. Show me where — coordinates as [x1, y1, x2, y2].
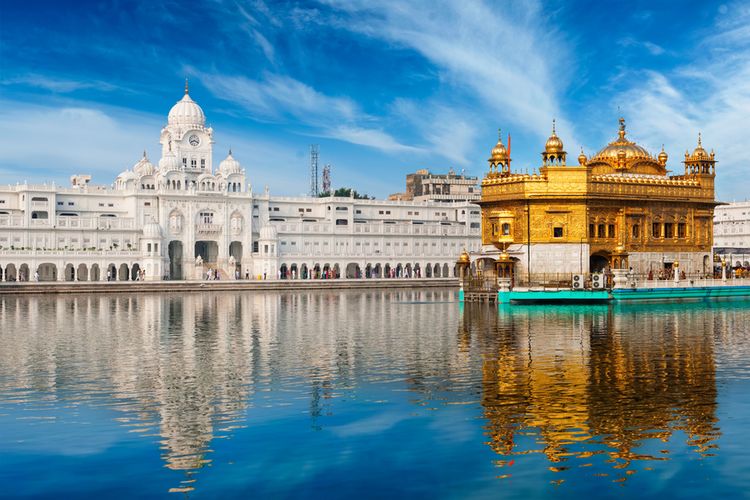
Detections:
[196, 223, 222, 234]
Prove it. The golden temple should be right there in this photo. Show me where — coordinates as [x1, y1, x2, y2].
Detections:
[475, 118, 718, 282]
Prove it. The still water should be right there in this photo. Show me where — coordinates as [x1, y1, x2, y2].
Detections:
[1, 290, 749, 498]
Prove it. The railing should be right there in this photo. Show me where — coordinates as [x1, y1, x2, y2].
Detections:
[0, 249, 141, 257]
[196, 223, 222, 233]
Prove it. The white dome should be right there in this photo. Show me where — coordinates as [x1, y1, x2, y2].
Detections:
[218, 150, 242, 176]
[167, 92, 205, 126]
[142, 220, 162, 239]
[133, 152, 155, 176]
[117, 170, 137, 182]
[158, 152, 180, 172]
[259, 225, 277, 240]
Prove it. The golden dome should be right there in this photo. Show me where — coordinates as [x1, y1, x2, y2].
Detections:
[458, 249, 470, 263]
[590, 117, 654, 162]
[544, 119, 564, 153]
[489, 130, 508, 162]
[658, 145, 668, 164]
[578, 148, 587, 165]
[691, 133, 709, 159]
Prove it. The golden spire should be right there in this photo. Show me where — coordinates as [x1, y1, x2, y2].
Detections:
[618, 117, 626, 140]
[578, 147, 587, 165]
[544, 118, 564, 154]
[698, 132, 702, 147]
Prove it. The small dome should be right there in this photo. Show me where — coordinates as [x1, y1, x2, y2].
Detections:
[544, 120, 564, 153]
[116, 170, 137, 182]
[578, 148, 587, 165]
[167, 91, 205, 127]
[691, 133, 709, 159]
[259, 225, 277, 240]
[219, 150, 242, 175]
[591, 118, 654, 163]
[658, 146, 668, 164]
[142, 220, 162, 239]
[133, 151, 155, 176]
[489, 131, 508, 162]
[159, 151, 180, 172]
[458, 249, 470, 263]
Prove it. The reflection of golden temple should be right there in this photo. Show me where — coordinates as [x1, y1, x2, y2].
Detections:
[462, 304, 720, 476]
[472, 119, 719, 285]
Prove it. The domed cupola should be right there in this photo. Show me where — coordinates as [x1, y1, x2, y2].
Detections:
[218, 150, 242, 176]
[167, 81, 206, 127]
[542, 119, 566, 166]
[142, 219, 163, 239]
[133, 151, 155, 176]
[658, 145, 668, 166]
[487, 129, 511, 176]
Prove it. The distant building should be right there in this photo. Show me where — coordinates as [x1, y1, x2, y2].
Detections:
[389, 168, 480, 203]
[713, 201, 750, 266]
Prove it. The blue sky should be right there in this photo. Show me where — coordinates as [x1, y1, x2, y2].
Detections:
[0, 0, 748, 200]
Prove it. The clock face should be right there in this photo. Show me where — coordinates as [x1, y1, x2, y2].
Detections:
[188, 135, 200, 147]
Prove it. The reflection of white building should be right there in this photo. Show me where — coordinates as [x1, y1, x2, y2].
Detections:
[713, 201, 750, 266]
[0, 87, 481, 282]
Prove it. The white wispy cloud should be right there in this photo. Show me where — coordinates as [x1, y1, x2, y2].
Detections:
[612, 3, 750, 201]
[321, 0, 579, 146]
[1, 74, 120, 93]
[192, 69, 419, 154]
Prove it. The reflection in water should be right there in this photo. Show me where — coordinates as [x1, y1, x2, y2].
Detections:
[463, 303, 722, 481]
[0, 291, 748, 496]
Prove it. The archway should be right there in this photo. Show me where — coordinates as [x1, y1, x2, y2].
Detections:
[118, 263, 129, 281]
[90, 264, 100, 281]
[301, 263, 309, 279]
[425, 263, 432, 278]
[5, 264, 17, 281]
[434, 264, 441, 278]
[384, 263, 391, 278]
[365, 264, 372, 278]
[346, 263, 360, 279]
[280, 263, 288, 279]
[395, 264, 402, 278]
[313, 263, 321, 279]
[413, 263, 421, 278]
[77, 263, 89, 281]
[195, 241, 218, 263]
[703, 255, 710, 275]
[333, 263, 341, 279]
[18, 264, 29, 282]
[131, 263, 141, 281]
[290, 263, 298, 279]
[589, 253, 610, 273]
[405, 263, 412, 278]
[323, 263, 331, 279]
[229, 241, 243, 274]
[373, 264, 382, 278]
[168, 241, 183, 280]
[107, 263, 117, 281]
[443, 263, 450, 278]
[64, 263, 75, 282]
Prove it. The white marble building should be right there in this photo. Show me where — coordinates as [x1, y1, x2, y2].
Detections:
[0, 88, 481, 281]
[713, 200, 750, 266]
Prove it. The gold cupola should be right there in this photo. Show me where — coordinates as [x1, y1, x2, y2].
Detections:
[578, 148, 587, 166]
[488, 129, 511, 176]
[542, 119, 566, 166]
[684, 133, 716, 176]
[658, 145, 668, 166]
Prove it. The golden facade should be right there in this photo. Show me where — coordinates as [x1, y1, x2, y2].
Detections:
[479, 119, 718, 278]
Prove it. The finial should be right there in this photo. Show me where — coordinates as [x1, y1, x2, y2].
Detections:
[552, 118, 556, 134]
[228, 147, 232, 156]
[698, 132, 702, 146]
[143, 149, 147, 159]
[184, 77, 189, 95]
[498, 128, 502, 141]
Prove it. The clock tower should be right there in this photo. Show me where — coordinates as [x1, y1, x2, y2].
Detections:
[160, 82, 214, 179]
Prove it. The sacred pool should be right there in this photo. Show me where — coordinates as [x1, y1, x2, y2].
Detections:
[1, 290, 749, 497]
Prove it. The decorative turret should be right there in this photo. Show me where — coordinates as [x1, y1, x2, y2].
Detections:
[683, 133, 716, 176]
[488, 129, 511, 176]
[578, 148, 587, 166]
[658, 145, 668, 167]
[542, 119, 566, 166]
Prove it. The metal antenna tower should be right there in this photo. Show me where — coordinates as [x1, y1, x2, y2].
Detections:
[322, 164, 331, 193]
[309, 144, 320, 197]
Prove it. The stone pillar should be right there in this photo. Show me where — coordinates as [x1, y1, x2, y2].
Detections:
[612, 269, 628, 289]
[673, 261, 680, 284]
[722, 259, 727, 282]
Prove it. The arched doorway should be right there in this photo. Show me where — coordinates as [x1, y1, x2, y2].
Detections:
[131, 263, 141, 281]
[77, 263, 88, 281]
[168, 241, 183, 280]
[195, 241, 218, 263]
[443, 263, 450, 277]
[365, 264, 372, 278]
[118, 263, 129, 281]
[413, 263, 421, 278]
[18, 264, 29, 282]
[589, 253, 610, 273]
[5, 264, 17, 281]
[396, 264, 403, 277]
[290, 263, 298, 279]
[345, 263, 360, 279]
[405, 263, 412, 277]
[107, 263, 117, 281]
[373, 264, 382, 278]
[434, 264, 441, 277]
[64, 263, 75, 282]
[280, 263, 288, 279]
[425, 263, 433, 278]
[313, 263, 321, 279]
[333, 263, 341, 279]
[384, 263, 391, 278]
[91, 264, 100, 281]
[229, 241, 242, 275]
[323, 263, 331, 279]
[301, 263, 309, 279]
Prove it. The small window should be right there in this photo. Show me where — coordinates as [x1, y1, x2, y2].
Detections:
[470, 222, 480, 229]
[652, 222, 660, 238]
[182, 157, 187, 166]
[144, 202, 151, 207]
[677, 223, 686, 238]
[607, 224, 615, 238]
[191, 159, 197, 168]
[632, 224, 640, 239]
[306, 208, 312, 212]
[335, 207, 348, 211]
[201, 159, 206, 168]
[273, 207, 280, 212]
[32, 197, 48, 202]
[336, 219, 348, 225]
[597, 224, 605, 238]
[502, 223, 511, 236]
[664, 222, 674, 238]
[553, 227, 563, 238]
[57, 202, 63, 206]
[356, 210, 362, 214]
[589, 224, 595, 238]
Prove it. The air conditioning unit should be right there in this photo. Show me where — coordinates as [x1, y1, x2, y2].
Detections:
[572, 274, 584, 289]
[591, 273, 604, 289]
